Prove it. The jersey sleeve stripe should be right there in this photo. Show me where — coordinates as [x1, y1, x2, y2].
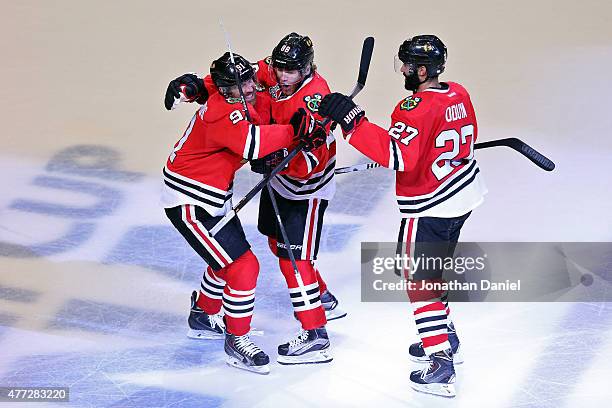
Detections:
[243, 125, 258, 160]
[389, 139, 404, 171]
[252, 125, 261, 160]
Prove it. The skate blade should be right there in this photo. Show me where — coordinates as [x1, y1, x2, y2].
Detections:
[277, 348, 333, 365]
[250, 328, 265, 337]
[325, 308, 347, 321]
[187, 329, 224, 340]
[453, 350, 464, 364]
[410, 350, 463, 365]
[226, 356, 270, 375]
[410, 381, 456, 398]
[187, 328, 263, 339]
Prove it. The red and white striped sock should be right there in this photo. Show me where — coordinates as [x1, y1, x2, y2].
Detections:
[197, 266, 225, 315]
[412, 300, 450, 355]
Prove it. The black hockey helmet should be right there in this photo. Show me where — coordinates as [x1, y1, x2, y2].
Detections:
[271, 32, 314, 71]
[210, 52, 255, 88]
[398, 35, 447, 77]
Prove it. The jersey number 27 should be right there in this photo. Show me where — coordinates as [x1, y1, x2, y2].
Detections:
[432, 124, 475, 180]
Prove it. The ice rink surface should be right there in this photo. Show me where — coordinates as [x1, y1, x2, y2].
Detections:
[1, 1, 612, 407]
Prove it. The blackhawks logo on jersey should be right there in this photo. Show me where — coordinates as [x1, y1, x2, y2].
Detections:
[400, 96, 422, 111]
[304, 93, 323, 113]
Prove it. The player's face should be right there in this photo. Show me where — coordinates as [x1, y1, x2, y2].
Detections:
[394, 55, 417, 77]
[273, 66, 304, 96]
[400, 63, 414, 76]
[228, 78, 257, 104]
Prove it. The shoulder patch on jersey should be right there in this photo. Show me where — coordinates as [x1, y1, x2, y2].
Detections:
[264, 56, 272, 65]
[400, 96, 422, 111]
[269, 84, 281, 100]
[303, 93, 323, 113]
[255, 82, 265, 92]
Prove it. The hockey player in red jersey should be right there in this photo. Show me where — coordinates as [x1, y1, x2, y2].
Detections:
[162, 51, 326, 374]
[319, 35, 487, 396]
[248, 33, 342, 365]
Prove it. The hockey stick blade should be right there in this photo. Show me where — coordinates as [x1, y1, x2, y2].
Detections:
[347, 36, 374, 99]
[475, 138, 555, 171]
[324, 36, 374, 126]
[358, 37, 374, 88]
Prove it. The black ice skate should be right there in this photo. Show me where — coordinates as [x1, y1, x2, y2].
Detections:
[186, 291, 225, 340]
[409, 349, 456, 398]
[320, 290, 347, 321]
[409, 321, 463, 364]
[224, 332, 270, 375]
[277, 327, 333, 365]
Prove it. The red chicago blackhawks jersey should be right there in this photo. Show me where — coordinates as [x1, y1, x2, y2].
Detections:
[346, 82, 487, 217]
[161, 90, 294, 215]
[255, 58, 336, 201]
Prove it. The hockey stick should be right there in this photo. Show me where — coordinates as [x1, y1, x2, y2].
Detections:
[210, 36, 375, 236]
[335, 162, 382, 174]
[219, 18, 253, 123]
[265, 183, 310, 302]
[334, 138, 555, 175]
[473, 138, 555, 171]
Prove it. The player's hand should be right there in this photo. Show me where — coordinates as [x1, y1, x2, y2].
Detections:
[319, 93, 365, 134]
[164, 73, 208, 110]
[289, 108, 327, 151]
[250, 149, 288, 175]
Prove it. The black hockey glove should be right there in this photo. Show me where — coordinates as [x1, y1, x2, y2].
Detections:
[319, 93, 365, 134]
[250, 148, 289, 175]
[164, 73, 208, 110]
[289, 108, 327, 152]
